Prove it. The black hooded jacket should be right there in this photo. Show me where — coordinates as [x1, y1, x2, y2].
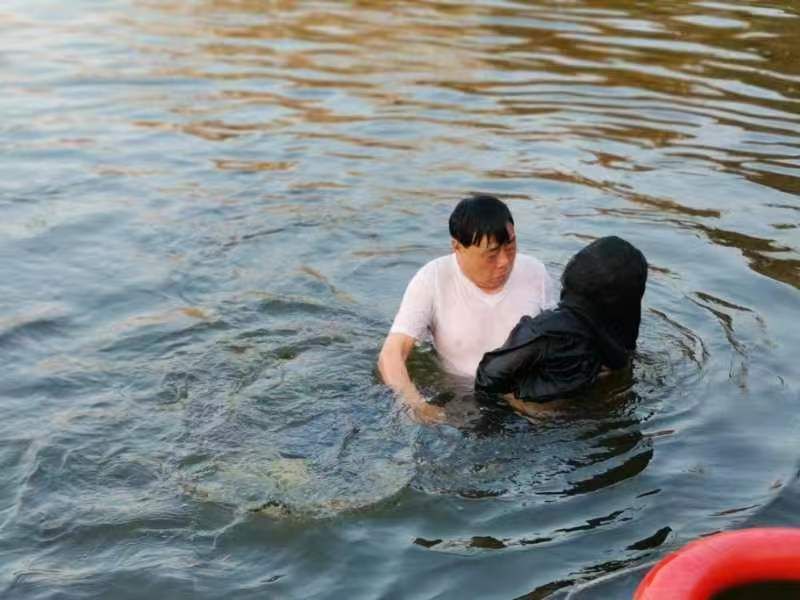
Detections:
[475, 236, 647, 403]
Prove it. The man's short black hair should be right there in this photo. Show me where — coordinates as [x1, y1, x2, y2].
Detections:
[449, 194, 514, 248]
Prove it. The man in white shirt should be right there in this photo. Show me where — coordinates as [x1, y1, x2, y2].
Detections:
[378, 194, 556, 423]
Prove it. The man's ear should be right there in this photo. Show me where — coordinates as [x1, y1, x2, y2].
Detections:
[451, 238, 460, 253]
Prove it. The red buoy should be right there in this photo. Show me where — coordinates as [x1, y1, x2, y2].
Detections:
[634, 528, 800, 600]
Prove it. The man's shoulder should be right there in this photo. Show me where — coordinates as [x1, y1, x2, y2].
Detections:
[515, 253, 548, 277]
[427, 254, 455, 268]
[415, 254, 455, 278]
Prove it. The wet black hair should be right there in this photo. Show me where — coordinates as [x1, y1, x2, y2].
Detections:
[560, 236, 648, 366]
[449, 194, 514, 248]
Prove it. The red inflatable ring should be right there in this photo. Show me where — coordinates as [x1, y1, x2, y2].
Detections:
[634, 528, 800, 600]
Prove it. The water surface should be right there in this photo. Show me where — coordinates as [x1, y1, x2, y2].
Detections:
[1, 1, 799, 598]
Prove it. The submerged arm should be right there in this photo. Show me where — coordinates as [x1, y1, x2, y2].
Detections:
[378, 333, 444, 424]
[378, 332, 416, 395]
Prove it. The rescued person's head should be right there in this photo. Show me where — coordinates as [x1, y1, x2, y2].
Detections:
[449, 194, 517, 292]
[560, 236, 648, 368]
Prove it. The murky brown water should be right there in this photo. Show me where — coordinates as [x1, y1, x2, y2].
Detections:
[1, 1, 799, 598]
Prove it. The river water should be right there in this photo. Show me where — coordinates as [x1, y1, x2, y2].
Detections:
[1, 1, 799, 598]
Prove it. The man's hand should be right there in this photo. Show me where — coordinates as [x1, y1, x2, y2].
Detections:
[401, 386, 446, 425]
[506, 393, 564, 418]
[378, 333, 445, 425]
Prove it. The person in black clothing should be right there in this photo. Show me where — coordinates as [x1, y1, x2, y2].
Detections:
[474, 236, 647, 408]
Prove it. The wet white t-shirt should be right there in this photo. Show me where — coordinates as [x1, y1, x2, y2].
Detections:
[390, 253, 556, 377]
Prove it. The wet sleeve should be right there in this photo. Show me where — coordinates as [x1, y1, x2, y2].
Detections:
[389, 265, 434, 341]
[475, 317, 544, 395]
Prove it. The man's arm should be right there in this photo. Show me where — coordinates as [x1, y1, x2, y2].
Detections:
[378, 332, 444, 424]
[379, 262, 444, 424]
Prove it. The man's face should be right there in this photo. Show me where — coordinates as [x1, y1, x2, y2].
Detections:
[453, 223, 517, 292]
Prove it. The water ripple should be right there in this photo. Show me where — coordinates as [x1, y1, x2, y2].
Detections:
[1, 0, 799, 598]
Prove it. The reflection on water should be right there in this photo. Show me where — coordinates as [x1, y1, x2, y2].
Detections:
[0, 0, 799, 598]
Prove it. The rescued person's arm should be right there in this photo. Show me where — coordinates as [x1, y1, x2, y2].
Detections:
[475, 316, 543, 396]
[378, 333, 443, 423]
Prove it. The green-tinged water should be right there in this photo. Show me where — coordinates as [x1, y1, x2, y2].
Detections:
[1, 1, 799, 598]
